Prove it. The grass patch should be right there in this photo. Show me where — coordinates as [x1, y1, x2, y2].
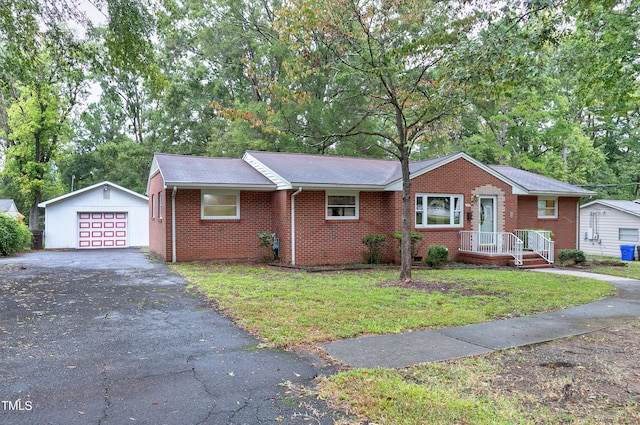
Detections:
[319, 364, 530, 425]
[171, 264, 614, 348]
[590, 260, 640, 279]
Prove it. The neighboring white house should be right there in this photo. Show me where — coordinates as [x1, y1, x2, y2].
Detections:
[38, 181, 149, 249]
[0, 199, 24, 222]
[580, 199, 640, 259]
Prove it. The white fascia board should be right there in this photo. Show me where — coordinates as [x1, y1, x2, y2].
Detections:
[242, 152, 292, 190]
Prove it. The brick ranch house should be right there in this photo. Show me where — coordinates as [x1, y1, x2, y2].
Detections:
[147, 151, 595, 267]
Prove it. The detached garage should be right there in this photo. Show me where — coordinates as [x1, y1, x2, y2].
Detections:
[38, 181, 149, 249]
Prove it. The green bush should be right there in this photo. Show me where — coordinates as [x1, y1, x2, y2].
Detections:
[362, 234, 386, 264]
[425, 245, 449, 268]
[392, 231, 424, 259]
[557, 249, 586, 265]
[0, 213, 32, 256]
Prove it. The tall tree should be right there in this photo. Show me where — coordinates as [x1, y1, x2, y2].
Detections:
[269, 0, 529, 280]
[1, 6, 90, 228]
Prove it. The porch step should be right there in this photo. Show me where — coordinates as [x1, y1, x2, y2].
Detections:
[508, 253, 554, 269]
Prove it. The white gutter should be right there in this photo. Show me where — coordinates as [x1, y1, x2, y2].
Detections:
[172, 186, 177, 263]
[290, 187, 302, 265]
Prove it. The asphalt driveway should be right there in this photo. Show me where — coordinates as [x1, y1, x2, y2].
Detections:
[0, 249, 339, 425]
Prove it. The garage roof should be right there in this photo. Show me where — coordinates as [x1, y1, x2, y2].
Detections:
[38, 181, 148, 208]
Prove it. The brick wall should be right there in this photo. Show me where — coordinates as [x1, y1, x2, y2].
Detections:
[171, 189, 272, 262]
[408, 158, 518, 261]
[150, 156, 582, 265]
[148, 172, 168, 260]
[291, 190, 396, 266]
[517, 196, 580, 252]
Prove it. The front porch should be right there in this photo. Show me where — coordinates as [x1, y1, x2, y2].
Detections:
[458, 230, 555, 269]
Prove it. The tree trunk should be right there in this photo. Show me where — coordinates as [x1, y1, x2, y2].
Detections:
[399, 146, 412, 281]
[29, 193, 40, 230]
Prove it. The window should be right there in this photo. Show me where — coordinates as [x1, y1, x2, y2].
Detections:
[151, 194, 155, 219]
[619, 228, 639, 242]
[537, 197, 557, 219]
[416, 194, 463, 227]
[158, 192, 163, 219]
[326, 192, 358, 219]
[202, 191, 239, 219]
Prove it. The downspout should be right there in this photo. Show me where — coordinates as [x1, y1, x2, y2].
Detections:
[290, 187, 302, 265]
[172, 186, 177, 263]
[575, 200, 580, 249]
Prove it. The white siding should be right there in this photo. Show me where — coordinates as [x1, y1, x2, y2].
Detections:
[580, 204, 640, 258]
[43, 185, 148, 249]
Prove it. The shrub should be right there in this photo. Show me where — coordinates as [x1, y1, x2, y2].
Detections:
[362, 234, 386, 264]
[0, 213, 32, 256]
[557, 249, 587, 265]
[257, 230, 272, 247]
[391, 231, 424, 259]
[425, 245, 449, 268]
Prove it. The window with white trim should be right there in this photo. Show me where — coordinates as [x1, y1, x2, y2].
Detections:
[158, 192, 163, 219]
[202, 191, 240, 219]
[415, 194, 463, 227]
[326, 192, 358, 219]
[619, 228, 639, 242]
[537, 197, 557, 218]
[151, 194, 155, 219]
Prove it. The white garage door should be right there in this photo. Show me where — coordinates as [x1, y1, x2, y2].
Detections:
[78, 212, 128, 248]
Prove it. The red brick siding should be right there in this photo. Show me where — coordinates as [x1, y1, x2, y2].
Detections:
[270, 190, 290, 262]
[150, 156, 581, 265]
[408, 158, 518, 261]
[171, 189, 272, 262]
[148, 172, 169, 260]
[517, 196, 580, 252]
[291, 190, 396, 266]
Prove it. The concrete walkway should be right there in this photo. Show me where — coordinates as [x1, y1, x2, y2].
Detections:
[319, 268, 640, 369]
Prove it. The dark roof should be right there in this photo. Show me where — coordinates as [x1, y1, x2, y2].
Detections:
[153, 153, 276, 189]
[246, 151, 400, 187]
[150, 151, 594, 196]
[489, 165, 596, 196]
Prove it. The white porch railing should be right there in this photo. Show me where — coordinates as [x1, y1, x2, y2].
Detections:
[514, 229, 555, 264]
[459, 231, 524, 266]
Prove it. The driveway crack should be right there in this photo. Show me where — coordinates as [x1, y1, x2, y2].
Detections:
[189, 364, 217, 425]
[98, 363, 111, 425]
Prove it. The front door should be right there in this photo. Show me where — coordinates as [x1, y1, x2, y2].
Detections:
[479, 196, 496, 245]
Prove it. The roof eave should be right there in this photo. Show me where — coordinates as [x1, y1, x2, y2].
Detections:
[580, 200, 640, 217]
[163, 182, 277, 191]
[39, 181, 148, 208]
[288, 183, 387, 191]
[527, 190, 597, 197]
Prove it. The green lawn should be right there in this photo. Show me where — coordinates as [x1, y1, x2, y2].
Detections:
[172, 264, 614, 348]
[590, 259, 640, 279]
[171, 264, 620, 425]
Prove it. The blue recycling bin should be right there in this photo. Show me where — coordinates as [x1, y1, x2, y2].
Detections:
[620, 245, 635, 261]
